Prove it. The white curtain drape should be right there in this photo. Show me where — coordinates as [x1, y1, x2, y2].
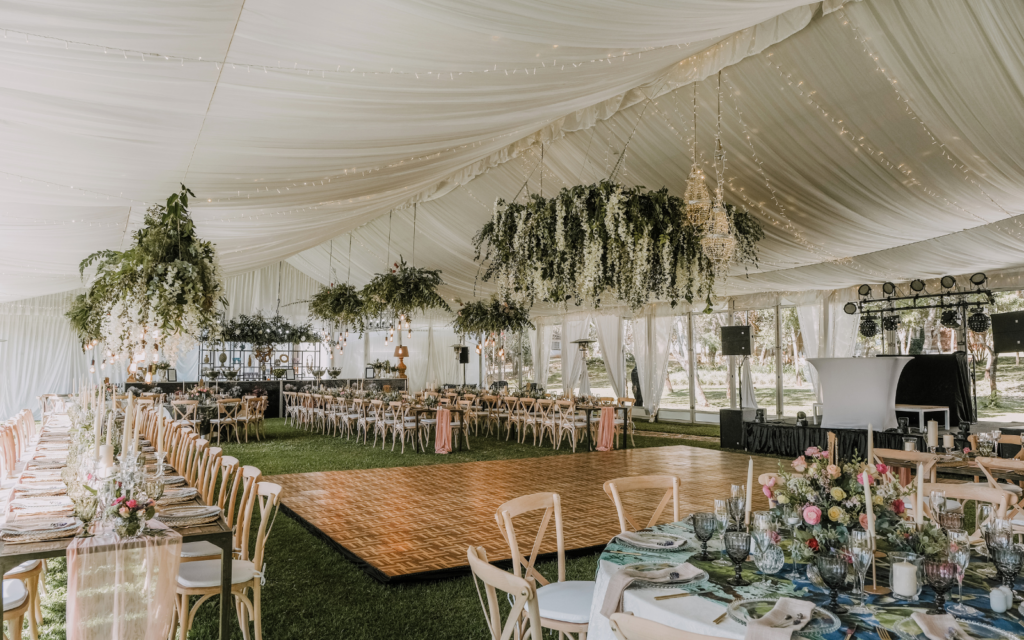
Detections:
[741, 359, 759, 409]
[427, 324, 461, 388]
[797, 292, 860, 403]
[593, 314, 625, 399]
[561, 314, 591, 396]
[533, 324, 554, 389]
[630, 313, 673, 418]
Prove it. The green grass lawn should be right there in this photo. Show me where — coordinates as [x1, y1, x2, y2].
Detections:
[37, 419, 693, 640]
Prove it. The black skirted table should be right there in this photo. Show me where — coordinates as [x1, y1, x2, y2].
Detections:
[739, 421, 969, 459]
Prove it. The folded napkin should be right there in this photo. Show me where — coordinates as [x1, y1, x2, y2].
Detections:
[14, 483, 66, 496]
[911, 613, 972, 640]
[600, 563, 703, 617]
[10, 497, 73, 510]
[744, 597, 817, 640]
[614, 531, 687, 551]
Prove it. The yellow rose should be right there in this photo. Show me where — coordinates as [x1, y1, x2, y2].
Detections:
[776, 494, 790, 505]
[828, 506, 844, 522]
[830, 487, 846, 501]
[873, 495, 883, 505]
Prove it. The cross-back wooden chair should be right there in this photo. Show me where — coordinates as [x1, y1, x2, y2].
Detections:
[555, 400, 589, 452]
[170, 400, 198, 429]
[974, 457, 1024, 530]
[467, 546, 543, 640]
[495, 492, 594, 640]
[873, 448, 938, 484]
[920, 481, 1011, 538]
[603, 475, 680, 533]
[194, 446, 223, 505]
[209, 399, 241, 445]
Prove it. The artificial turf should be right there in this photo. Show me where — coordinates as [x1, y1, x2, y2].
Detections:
[38, 418, 689, 640]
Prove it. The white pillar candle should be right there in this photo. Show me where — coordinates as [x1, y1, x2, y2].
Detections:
[927, 420, 939, 448]
[943, 433, 954, 449]
[867, 422, 874, 465]
[892, 561, 918, 598]
[915, 462, 925, 526]
[745, 457, 753, 528]
[99, 444, 114, 469]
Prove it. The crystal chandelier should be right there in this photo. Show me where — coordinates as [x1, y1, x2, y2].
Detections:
[684, 83, 712, 229]
[701, 71, 736, 267]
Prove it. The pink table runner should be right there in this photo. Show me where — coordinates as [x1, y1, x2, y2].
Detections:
[66, 521, 182, 640]
[435, 408, 452, 454]
[596, 407, 615, 451]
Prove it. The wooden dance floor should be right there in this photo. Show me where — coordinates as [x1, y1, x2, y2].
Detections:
[271, 445, 778, 582]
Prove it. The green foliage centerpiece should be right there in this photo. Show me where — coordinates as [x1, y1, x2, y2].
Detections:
[67, 184, 226, 364]
[473, 181, 764, 310]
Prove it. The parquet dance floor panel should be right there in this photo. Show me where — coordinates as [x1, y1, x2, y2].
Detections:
[271, 445, 779, 582]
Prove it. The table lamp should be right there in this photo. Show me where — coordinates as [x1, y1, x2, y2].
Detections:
[394, 345, 409, 379]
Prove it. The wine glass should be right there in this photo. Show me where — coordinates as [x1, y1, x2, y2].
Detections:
[725, 532, 752, 586]
[783, 502, 801, 534]
[929, 490, 947, 521]
[728, 496, 746, 531]
[848, 530, 873, 612]
[713, 499, 732, 566]
[992, 545, 1024, 594]
[693, 512, 717, 561]
[937, 511, 964, 532]
[815, 553, 849, 614]
[72, 491, 99, 538]
[923, 559, 958, 614]
[753, 542, 785, 588]
[947, 529, 976, 615]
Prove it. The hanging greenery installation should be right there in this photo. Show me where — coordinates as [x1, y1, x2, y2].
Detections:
[473, 181, 763, 311]
[308, 283, 365, 332]
[67, 184, 226, 363]
[361, 256, 451, 322]
[220, 313, 319, 347]
[452, 296, 534, 337]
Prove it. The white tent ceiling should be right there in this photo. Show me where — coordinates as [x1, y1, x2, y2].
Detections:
[3, 0, 1024, 313]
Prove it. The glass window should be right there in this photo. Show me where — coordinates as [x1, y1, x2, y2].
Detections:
[659, 317, 690, 410]
[693, 312, 731, 412]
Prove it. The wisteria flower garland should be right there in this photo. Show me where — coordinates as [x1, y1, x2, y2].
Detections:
[472, 181, 763, 311]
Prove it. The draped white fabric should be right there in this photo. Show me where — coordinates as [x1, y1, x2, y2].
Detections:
[532, 324, 554, 388]
[630, 313, 673, 417]
[741, 359, 759, 409]
[560, 314, 591, 395]
[797, 292, 860, 403]
[593, 315, 625, 399]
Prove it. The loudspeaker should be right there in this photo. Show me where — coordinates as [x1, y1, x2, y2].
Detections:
[458, 347, 470, 364]
[720, 326, 752, 356]
[992, 311, 1024, 354]
[719, 408, 756, 450]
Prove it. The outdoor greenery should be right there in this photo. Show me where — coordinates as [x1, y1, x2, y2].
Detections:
[361, 257, 450, 323]
[473, 182, 763, 311]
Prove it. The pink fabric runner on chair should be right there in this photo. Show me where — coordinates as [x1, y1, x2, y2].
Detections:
[435, 408, 452, 454]
[596, 407, 615, 451]
[66, 520, 182, 640]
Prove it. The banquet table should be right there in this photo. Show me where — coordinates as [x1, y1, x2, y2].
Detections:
[587, 519, 1024, 640]
[578, 405, 632, 451]
[0, 413, 236, 640]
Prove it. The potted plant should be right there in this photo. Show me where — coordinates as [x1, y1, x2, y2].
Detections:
[272, 368, 286, 380]
[223, 370, 238, 381]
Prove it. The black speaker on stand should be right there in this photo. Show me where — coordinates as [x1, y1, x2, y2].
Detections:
[459, 347, 469, 385]
[720, 326, 752, 409]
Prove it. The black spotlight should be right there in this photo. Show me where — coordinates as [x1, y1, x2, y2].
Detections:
[970, 272, 988, 287]
[940, 275, 956, 290]
[858, 284, 872, 297]
[882, 314, 901, 331]
[843, 302, 858, 315]
[967, 308, 991, 333]
[860, 316, 879, 338]
[910, 279, 926, 293]
[940, 309, 961, 329]
[882, 282, 896, 296]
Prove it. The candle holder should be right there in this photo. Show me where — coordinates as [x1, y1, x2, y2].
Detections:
[888, 551, 924, 600]
[725, 532, 752, 586]
[692, 513, 716, 561]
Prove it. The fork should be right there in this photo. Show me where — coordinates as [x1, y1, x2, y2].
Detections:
[876, 625, 893, 640]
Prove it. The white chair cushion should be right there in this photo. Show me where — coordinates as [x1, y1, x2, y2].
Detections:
[903, 499, 962, 513]
[959, 481, 1023, 496]
[181, 541, 223, 558]
[177, 559, 255, 589]
[3, 579, 27, 612]
[4, 560, 40, 577]
[535, 581, 595, 624]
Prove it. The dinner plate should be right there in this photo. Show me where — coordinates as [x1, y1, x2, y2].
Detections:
[615, 531, 688, 551]
[625, 562, 709, 589]
[2, 518, 79, 534]
[727, 599, 840, 638]
[158, 506, 221, 519]
[893, 617, 1021, 640]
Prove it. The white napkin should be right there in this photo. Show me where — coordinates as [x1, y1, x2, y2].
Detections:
[600, 563, 703, 617]
[911, 613, 973, 640]
[744, 597, 817, 640]
[614, 531, 687, 551]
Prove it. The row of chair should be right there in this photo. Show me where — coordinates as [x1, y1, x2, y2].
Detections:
[168, 396, 268, 445]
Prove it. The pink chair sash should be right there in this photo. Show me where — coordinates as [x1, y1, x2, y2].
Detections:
[596, 406, 615, 451]
[435, 408, 452, 454]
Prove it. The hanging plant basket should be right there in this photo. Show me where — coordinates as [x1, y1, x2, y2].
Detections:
[473, 181, 763, 311]
[361, 256, 450, 322]
[221, 313, 319, 347]
[66, 184, 226, 363]
[308, 283, 365, 332]
[452, 296, 534, 337]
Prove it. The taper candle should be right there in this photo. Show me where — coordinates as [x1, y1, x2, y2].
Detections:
[745, 457, 754, 529]
[915, 462, 925, 526]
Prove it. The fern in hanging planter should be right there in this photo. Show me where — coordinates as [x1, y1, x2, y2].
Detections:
[360, 256, 450, 322]
[452, 296, 534, 337]
[308, 283, 365, 332]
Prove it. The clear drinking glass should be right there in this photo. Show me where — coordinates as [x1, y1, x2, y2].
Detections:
[849, 530, 873, 613]
[753, 543, 785, 588]
[728, 496, 746, 531]
[929, 490, 947, 520]
[947, 529, 976, 615]
[713, 499, 732, 566]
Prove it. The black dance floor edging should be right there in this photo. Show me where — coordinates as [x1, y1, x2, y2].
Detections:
[279, 502, 604, 585]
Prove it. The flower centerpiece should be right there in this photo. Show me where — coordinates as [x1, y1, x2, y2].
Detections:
[885, 521, 948, 559]
[187, 386, 213, 402]
[472, 182, 764, 311]
[767, 447, 914, 556]
[67, 185, 226, 363]
[423, 395, 440, 409]
[109, 492, 156, 538]
[368, 359, 393, 377]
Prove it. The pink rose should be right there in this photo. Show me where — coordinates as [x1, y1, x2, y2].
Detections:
[826, 464, 841, 479]
[792, 456, 808, 473]
[119, 506, 130, 517]
[113, 496, 124, 505]
[803, 505, 822, 525]
[859, 513, 870, 529]
[126, 499, 137, 509]
[963, 447, 971, 454]
[769, 530, 781, 544]
[762, 477, 776, 499]
[874, 463, 889, 475]
[857, 471, 874, 486]
[892, 499, 905, 515]
[805, 447, 820, 457]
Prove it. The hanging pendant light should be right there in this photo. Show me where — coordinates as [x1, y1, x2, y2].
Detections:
[701, 71, 737, 267]
[685, 83, 713, 229]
